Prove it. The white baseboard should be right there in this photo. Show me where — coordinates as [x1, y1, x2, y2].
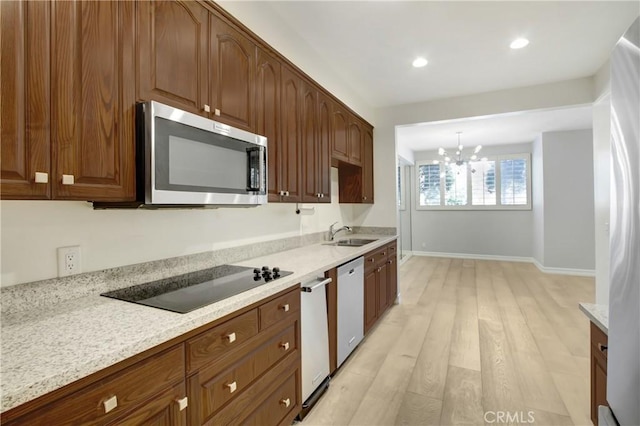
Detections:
[411, 251, 596, 277]
[399, 251, 413, 265]
[532, 259, 595, 277]
[412, 251, 533, 263]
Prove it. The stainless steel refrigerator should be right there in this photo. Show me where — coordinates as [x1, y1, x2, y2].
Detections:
[608, 16, 640, 426]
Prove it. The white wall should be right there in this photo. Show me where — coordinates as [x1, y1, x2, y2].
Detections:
[0, 170, 359, 286]
[411, 143, 534, 258]
[541, 130, 596, 270]
[532, 134, 545, 264]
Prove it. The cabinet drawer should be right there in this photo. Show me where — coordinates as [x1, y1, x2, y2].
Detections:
[187, 309, 259, 373]
[195, 323, 297, 418]
[365, 246, 388, 271]
[259, 288, 300, 331]
[12, 346, 184, 425]
[204, 351, 299, 426]
[243, 370, 298, 426]
[387, 242, 397, 259]
[590, 322, 608, 360]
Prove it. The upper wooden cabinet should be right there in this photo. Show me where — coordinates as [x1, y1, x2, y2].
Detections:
[362, 125, 374, 204]
[1, 0, 50, 199]
[278, 65, 303, 202]
[52, 0, 136, 201]
[347, 115, 363, 166]
[332, 105, 349, 163]
[210, 17, 256, 131]
[256, 48, 282, 203]
[317, 91, 333, 202]
[2, 0, 136, 201]
[137, 0, 209, 116]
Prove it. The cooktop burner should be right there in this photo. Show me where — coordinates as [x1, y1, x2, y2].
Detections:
[101, 265, 293, 314]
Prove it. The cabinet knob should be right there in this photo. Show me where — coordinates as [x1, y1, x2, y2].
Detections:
[382, 252, 386, 256]
[286, 191, 290, 196]
[598, 343, 608, 353]
[225, 332, 236, 343]
[280, 303, 290, 312]
[368, 258, 375, 263]
[214, 108, 221, 116]
[61, 174, 75, 185]
[280, 341, 290, 351]
[226, 381, 237, 393]
[377, 267, 381, 272]
[103, 395, 118, 413]
[34, 172, 49, 183]
[363, 196, 367, 201]
[203, 104, 211, 113]
[280, 398, 291, 408]
[176, 396, 188, 411]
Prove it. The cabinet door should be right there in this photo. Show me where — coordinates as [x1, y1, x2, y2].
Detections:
[364, 269, 377, 334]
[255, 48, 281, 203]
[137, 0, 209, 116]
[112, 382, 187, 426]
[279, 65, 302, 202]
[1, 0, 51, 199]
[317, 92, 333, 202]
[332, 105, 349, 163]
[51, 0, 136, 201]
[210, 17, 255, 131]
[301, 81, 319, 203]
[387, 255, 397, 306]
[348, 116, 363, 166]
[377, 263, 388, 314]
[362, 126, 374, 203]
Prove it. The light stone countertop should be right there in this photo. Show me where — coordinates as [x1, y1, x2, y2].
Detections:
[0, 234, 396, 413]
[579, 302, 609, 335]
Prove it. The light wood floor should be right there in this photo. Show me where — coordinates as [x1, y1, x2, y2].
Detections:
[300, 256, 595, 426]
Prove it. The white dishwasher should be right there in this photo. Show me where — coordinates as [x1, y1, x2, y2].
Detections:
[300, 276, 332, 418]
[337, 256, 364, 367]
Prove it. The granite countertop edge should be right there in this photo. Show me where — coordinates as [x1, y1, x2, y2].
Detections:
[579, 302, 609, 335]
[0, 234, 397, 413]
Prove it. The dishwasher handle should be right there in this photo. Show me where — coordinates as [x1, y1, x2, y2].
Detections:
[301, 277, 332, 292]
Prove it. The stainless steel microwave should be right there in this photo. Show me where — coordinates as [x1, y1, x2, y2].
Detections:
[136, 101, 267, 206]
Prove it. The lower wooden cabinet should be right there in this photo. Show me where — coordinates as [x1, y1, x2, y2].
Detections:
[1, 286, 301, 426]
[590, 322, 608, 426]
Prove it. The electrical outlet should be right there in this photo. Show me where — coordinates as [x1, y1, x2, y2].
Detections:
[57, 246, 82, 277]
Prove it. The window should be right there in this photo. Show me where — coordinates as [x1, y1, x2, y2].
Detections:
[416, 153, 530, 210]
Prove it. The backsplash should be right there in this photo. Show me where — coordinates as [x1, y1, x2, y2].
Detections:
[1, 228, 395, 315]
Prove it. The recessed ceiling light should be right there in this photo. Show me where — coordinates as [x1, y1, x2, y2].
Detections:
[510, 38, 529, 49]
[412, 57, 428, 68]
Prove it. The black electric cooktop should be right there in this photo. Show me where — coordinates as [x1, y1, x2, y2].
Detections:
[101, 264, 293, 314]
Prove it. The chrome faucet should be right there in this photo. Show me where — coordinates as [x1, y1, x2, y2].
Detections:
[328, 221, 352, 241]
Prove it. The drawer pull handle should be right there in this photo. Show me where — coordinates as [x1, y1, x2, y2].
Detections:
[226, 381, 237, 393]
[368, 258, 375, 263]
[599, 343, 608, 353]
[225, 332, 236, 343]
[280, 341, 290, 351]
[176, 396, 188, 411]
[382, 252, 386, 256]
[34, 172, 49, 183]
[62, 174, 75, 185]
[280, 303, 290, 312]
[280, 398, 291, 408]
[103, 395, 118, 413]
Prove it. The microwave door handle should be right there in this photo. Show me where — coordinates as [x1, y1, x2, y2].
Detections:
[246, 146, 265, 192]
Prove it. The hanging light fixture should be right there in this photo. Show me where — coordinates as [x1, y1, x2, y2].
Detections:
[432, 132, 487, 169]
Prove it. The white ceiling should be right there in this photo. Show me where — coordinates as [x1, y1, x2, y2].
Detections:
[396, 105, 594, 152]
[266, 1, 639, 108]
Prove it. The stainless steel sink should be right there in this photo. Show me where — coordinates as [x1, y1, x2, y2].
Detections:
[325, 238, 377, 247]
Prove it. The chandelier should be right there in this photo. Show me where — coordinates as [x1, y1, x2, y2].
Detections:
[433, 132, 486, 167]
